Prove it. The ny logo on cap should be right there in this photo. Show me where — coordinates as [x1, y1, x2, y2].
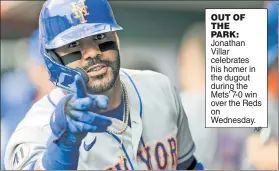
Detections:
[71, 0, 90, 24]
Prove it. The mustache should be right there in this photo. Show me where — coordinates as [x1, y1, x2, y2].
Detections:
[82, 55, 113, 71]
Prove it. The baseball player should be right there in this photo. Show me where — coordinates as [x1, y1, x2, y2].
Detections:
[4, 0, 205, 170]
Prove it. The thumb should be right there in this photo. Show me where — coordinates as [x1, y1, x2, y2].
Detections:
[74, 74, 87, 98]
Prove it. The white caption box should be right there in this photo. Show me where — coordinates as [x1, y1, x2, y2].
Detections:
[205, 9, 268, 128]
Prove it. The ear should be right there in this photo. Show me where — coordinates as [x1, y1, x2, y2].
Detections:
[114, 32, 120, 50]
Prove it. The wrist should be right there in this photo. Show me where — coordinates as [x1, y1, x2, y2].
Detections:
[55, 133, 84, 147]
[42, 134, 81, 170]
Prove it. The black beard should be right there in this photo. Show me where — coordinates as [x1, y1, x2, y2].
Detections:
[82, 54, 120, 94]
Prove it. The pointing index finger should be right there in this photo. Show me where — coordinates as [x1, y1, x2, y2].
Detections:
[75, 75, 87, 98]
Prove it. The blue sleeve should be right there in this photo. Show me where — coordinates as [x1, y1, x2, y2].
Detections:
[42, 135, 80, 170]
[41, 95, 81, 170]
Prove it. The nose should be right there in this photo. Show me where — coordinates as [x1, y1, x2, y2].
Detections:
[81, 39, 102, 60]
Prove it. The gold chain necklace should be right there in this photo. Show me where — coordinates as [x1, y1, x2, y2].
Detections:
[106, 81, 129, 165]
[107, 81, 129, 135]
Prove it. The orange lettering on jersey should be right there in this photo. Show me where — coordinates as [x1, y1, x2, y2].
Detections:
[105, 166, 114, 170]
[137, 145, 152, 169]
[123, 158, 129, 170]
[107, 136, 178, 170]
[167, 137, 177, 167]
[114, 162, 122, 170]
[154, 141, 168, 170]
[105, 158, 129, 170]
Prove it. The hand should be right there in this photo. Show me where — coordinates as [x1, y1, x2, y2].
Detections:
[65, 75, 112, 134]
[50, 75, 112, 144]
[44, 75, 112, 170]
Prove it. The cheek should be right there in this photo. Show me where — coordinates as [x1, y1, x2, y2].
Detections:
[102, 50, 118, 61]
[66, 60, 81, 68]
